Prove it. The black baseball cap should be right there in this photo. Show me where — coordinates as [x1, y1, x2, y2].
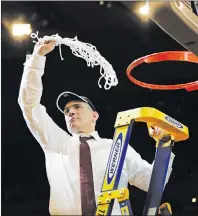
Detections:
[56, 91, 96, 114]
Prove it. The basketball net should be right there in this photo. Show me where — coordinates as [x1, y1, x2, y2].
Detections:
[31, 32, 118, 90]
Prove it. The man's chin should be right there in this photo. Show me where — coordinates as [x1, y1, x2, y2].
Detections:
[67, 125, 79, 134]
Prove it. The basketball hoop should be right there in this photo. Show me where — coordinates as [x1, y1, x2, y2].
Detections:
[126, 51, 198, 91]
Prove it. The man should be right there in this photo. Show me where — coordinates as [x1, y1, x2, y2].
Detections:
[18, 40, 175, 215]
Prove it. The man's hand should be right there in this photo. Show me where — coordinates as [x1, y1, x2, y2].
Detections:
[33, 40, 56, 56]
[148, 125, 168, 140]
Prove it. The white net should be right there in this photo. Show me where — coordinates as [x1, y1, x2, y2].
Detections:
[31, 31, 118, 90]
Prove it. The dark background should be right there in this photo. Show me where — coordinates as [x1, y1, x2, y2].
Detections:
[2, 1, 198, 216]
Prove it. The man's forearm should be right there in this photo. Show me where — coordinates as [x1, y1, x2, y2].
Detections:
[18, 55, 46, 108]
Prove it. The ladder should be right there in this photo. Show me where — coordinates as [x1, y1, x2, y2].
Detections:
[95, 107, 189, 216]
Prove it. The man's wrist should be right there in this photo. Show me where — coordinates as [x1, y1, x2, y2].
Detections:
[32, 51, 45, 57]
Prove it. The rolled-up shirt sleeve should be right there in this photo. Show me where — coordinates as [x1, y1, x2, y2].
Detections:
[126, 146, 175, 192]
[18, 55, 70, 153]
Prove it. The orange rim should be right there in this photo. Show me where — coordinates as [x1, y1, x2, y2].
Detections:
[126, 51, 198, 91]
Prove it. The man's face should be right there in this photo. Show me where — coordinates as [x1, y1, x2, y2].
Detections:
[64, 100, 98, 134]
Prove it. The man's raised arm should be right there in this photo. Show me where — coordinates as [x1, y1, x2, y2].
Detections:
[18, 40, 70, 153]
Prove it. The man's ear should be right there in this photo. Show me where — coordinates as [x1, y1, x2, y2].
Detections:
[93, 111, 99, 121]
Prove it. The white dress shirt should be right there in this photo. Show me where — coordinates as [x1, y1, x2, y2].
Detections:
[18, 55, 175, 215]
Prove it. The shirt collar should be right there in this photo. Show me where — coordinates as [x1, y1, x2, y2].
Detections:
[72, 131, 101, 141]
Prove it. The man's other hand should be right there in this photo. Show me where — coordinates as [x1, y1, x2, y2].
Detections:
[149, 125, 169, 140]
